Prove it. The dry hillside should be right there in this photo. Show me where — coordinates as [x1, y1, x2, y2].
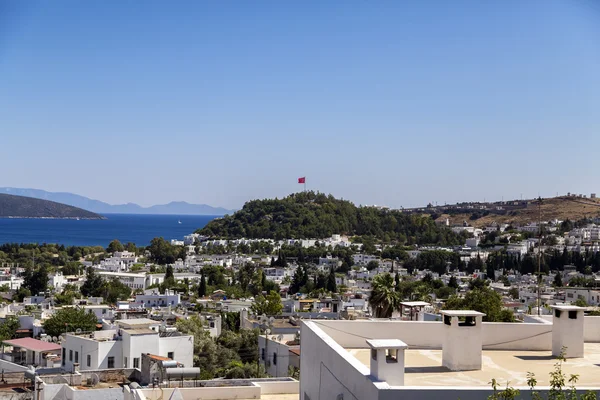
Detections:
[435, 196, 600, 228]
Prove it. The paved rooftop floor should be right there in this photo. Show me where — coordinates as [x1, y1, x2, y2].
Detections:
[349, 343, 600, 387]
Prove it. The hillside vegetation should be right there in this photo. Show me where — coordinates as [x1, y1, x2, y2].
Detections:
[0, 193, 103, 219]
[198, 192, 466, 245]
[437, 196, 600, 227]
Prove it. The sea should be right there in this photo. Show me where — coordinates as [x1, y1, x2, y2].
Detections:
[0, 214, 218, 247]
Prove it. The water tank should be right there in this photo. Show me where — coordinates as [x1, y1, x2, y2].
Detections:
[161, 360, 178, 369]
[165, 368, 201, 380]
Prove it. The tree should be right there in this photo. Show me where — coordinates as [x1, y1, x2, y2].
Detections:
[81, 267, 104, 297]
[553, 272, 563, 287]
[148, 237, 185, 265]
[198, 273, 207, 297]
[107, 239, 124, 254]
[61, 262, 82, 276]
[22, 265, 49, 295]
[369, 273, 400, 318]
[43, 307, 99, 337]
[366, 260, 380, 271]
[508, 287, 519, 300]
[251, 290, 283, 315]
[448, 276, 459, 289]
[0, 316, 19, 342]
[102, 278, 132, 303]
[165, 265, 174, 280]
[445, 285, 514, 322]
[326, 268, 337, 293]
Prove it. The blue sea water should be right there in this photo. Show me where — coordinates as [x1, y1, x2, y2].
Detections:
[0, 214, 218, 247]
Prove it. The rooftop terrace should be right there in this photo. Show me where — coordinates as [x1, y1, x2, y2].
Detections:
[350, 344, 600, 387]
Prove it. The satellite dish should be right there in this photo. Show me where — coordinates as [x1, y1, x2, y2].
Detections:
[52, 336, 58, 342]
[75, 328, 82, 334]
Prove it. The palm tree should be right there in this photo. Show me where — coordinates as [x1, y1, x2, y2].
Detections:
[369, 273, 400, 318]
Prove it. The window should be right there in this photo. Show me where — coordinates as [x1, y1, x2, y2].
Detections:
[124, 357, 128, 368]
[569, 310, 578, 319]
[62, 349, 66, 366]
[273, 352, 277, 365]
[555, 309, 562, 318]
[133, 358, 140, 369]
[108, 356, 115, 369]
[69, 350, 73, 362]
[75, 351, 79, 364]
[87, 355, 91, 367]
[102, 309, 107, 315]
[168, 352, 174, 360]
[261, 348, 265, 360]
[371, 349, 377, 361]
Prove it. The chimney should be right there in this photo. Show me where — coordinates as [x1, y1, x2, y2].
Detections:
[441, 310, 485, 371]
[366, 339, 408, 386]
[551, 305, 585, 358]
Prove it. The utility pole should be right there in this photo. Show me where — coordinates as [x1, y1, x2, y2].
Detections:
[537, 197, 543, 316]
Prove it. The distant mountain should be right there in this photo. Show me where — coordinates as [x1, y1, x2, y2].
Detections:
[0, 188, 234, 216]
[0, 193, 104, 219]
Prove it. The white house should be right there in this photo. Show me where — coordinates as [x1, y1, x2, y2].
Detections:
[98, 271, 146, 290]
[258, 333, 300, 378]
[61, 319, 193, 372]
[135, 289, 181, 308]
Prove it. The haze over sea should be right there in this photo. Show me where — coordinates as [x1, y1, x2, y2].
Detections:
[0, 214, 217, 247]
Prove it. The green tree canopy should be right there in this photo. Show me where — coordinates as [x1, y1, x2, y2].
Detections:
[43, 307, 99, 337]
[107, 239, 125, 254]
[445, 286, 514, 322]
[251, 290, 283, 316]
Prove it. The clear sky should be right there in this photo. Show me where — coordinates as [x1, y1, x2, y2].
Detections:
[1, 1, 599, 209]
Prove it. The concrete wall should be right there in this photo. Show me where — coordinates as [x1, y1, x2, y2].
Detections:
[0, 359, 28, 372]
[158, 335, 194, 367]
[301, 321, 380, 400]
[377, 386, 600, 400]
[136, 386, 261, 400]
[313, 320, 554, 351]
[584, 316, 600, 342]
[256, 380, 299, 394]
[482, 322, 551, 351]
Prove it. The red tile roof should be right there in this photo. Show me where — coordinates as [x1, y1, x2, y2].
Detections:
[2, 338, 61, 352]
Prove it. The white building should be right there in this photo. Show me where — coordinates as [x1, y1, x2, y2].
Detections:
[98, 271, 146, 290]
[135, 289, 181, 308]
[61, 319, 193, 372]
[258, 333, 300, 378]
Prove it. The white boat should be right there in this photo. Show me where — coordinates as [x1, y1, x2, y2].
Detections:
[178, 220, 182, 224]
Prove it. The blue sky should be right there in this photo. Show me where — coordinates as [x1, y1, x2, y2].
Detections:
[1, 1, 599, 209]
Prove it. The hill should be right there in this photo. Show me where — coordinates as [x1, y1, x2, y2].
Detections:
[0, 188, 234, 216]
[197, 191, 466, 245]
[434, 196, 600, 227]
[0, 193, 104, 219]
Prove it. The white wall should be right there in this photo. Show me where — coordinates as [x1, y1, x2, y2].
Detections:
[312, 320, 554, 351]
[300, 321, 380, 400]
[159, 335, 194, 367]
[122, 331, 159, 369]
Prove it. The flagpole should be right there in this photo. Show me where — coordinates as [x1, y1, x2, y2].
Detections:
[304, 178, 306, 193]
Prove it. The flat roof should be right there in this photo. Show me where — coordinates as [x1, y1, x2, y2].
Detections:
[400, 301, 430, 307]
[122, 328, 157, 336]
[350, 344, 600, 387]
[440, 310, 486, 317]
[366, 339, 408, 350]
[3, 338, 61, 352]
[116, 318, 158, 326]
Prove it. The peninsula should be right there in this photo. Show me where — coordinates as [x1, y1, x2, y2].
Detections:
[0, 193, 104, 219]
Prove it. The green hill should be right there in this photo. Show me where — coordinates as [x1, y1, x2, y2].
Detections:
[197, 192, 465, 245]
[0, 193, 104, 219]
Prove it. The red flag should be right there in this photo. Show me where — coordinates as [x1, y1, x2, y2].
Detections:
[298, 177, 306, 184]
